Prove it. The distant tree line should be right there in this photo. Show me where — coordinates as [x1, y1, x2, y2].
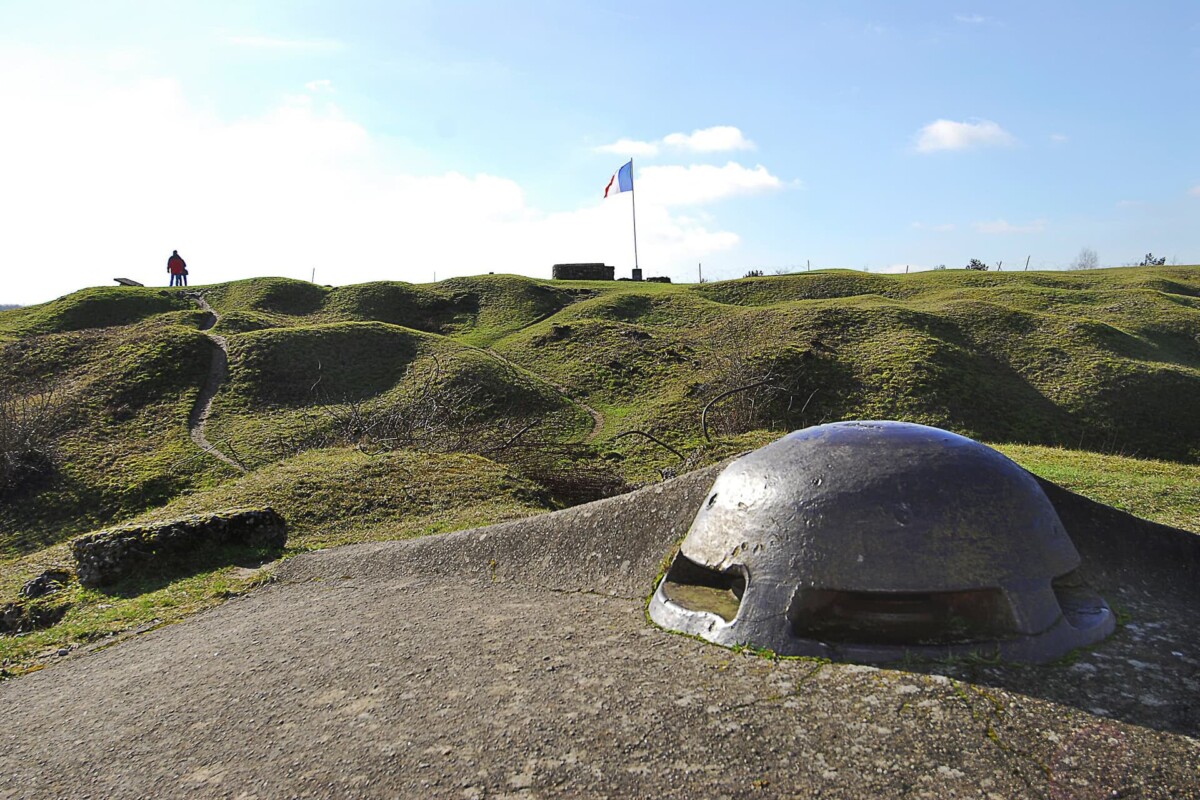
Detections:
[951, 249, 1174, 272]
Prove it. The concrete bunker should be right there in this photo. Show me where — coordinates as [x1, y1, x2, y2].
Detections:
[649, 421, 1116, 663]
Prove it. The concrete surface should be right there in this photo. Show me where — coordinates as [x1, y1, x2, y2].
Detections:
[1, 463, 1198, 798]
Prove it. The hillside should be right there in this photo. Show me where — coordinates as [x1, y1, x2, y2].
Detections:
[2, 266, 1199, 674]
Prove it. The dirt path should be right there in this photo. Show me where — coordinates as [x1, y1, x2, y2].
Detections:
[482, 347, 605, 441]
[185, 293, 246, 473]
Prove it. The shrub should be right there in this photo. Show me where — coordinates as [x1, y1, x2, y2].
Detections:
[1139, 253, 1167, 267]
[965, 259, 989, 271]
[0, 382, 65, 498]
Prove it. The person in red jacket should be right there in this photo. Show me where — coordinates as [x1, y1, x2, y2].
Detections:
[167, 250, 188, 287]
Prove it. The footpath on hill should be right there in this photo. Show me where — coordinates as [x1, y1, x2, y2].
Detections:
[184, 292, 246, 473]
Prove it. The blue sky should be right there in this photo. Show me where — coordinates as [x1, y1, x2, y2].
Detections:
[2, 1, 1197, 304]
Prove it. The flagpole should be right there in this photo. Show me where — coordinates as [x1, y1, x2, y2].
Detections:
[630, 159, 640, 270]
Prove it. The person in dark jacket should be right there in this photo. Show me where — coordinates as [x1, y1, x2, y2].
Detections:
[167, 250, 188, 287]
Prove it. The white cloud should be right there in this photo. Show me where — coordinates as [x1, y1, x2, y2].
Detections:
[973, 219, 1046, 234]
[911, 222, 956, 232]
[1117, 199, 1143, 208]
[305, 79, 334, 93]
[1189, 185, 1200, 197]
[594, 137, 660, 157]
[915, 119, 1016, 152]
[1050, 133, 1068, 143]
[595, 125, 754, 157]
[637, 162, 783, 206]
[0, 55, 746, 304]
[226, 35, 342, 51]
[662, 126, 754, 153]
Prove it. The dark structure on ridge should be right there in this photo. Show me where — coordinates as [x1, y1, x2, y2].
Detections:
[552, 263, 615, 281]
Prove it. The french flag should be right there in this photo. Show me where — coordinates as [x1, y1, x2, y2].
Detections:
[604, 160, 633, 198]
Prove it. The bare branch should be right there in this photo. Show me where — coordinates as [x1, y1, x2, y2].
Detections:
[613, 430, 685, 461]
[701, 379, 776, 442]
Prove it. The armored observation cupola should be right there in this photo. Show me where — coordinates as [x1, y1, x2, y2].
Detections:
[649, 422, 1115, 663]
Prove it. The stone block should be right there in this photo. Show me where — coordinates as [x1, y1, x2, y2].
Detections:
[72, 508, 287, 588]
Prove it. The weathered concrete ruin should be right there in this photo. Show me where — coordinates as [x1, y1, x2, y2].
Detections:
[552, 263, 615, 281]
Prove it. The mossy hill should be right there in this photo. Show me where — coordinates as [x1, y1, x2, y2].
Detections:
[1, 267, 1198, 675]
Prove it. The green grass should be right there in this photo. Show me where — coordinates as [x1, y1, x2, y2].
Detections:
[133, 447, 554, 549]
[0, 286, 197, 341]
[995, 444, 1200, 532]
[2, 266, 1199, 679]
[0, 445, 553, 676]
[0, 316, 223, 553]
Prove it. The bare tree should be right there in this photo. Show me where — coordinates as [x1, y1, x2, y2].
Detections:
[1070, 247, 1099, 270]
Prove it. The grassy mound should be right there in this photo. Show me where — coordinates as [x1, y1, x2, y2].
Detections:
[0, 316, 222, 555]
[322, 281, 477, 334]
[0, 287, 196, 340]
[2, 267, 1199, 678]
[136, 447, 553, 548]
[493, 268, 1200, 463]
[204, 319, 588, 470]
[223, 321, 437, 407]
[438, 274, 589, 346]
[204, 277, 328, 319]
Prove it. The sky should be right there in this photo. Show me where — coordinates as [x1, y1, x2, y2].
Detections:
[1, 1, 1198, 305]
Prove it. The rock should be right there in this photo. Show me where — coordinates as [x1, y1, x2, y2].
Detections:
[71, 508, 287, 588]
[1, 601, 69, 636]
[20, 570, 72, 599]
[113, 278, 144, 287]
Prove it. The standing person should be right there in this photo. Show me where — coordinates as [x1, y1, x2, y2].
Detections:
[167, 250, 187, 287]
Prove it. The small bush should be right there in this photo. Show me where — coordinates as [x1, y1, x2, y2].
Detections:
[965, 259, 989, 271]
[0, 382, 65, 498]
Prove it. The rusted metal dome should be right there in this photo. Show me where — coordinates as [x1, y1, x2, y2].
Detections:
[649, 421, 1115, 663]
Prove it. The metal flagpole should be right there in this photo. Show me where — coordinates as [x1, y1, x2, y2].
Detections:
[630, 159, 640, 270]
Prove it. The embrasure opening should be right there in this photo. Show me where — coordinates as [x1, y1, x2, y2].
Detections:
[659, 554, 746, 623]
[787, 587, 1016, 645]
[1052, 570, 1113, 630]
